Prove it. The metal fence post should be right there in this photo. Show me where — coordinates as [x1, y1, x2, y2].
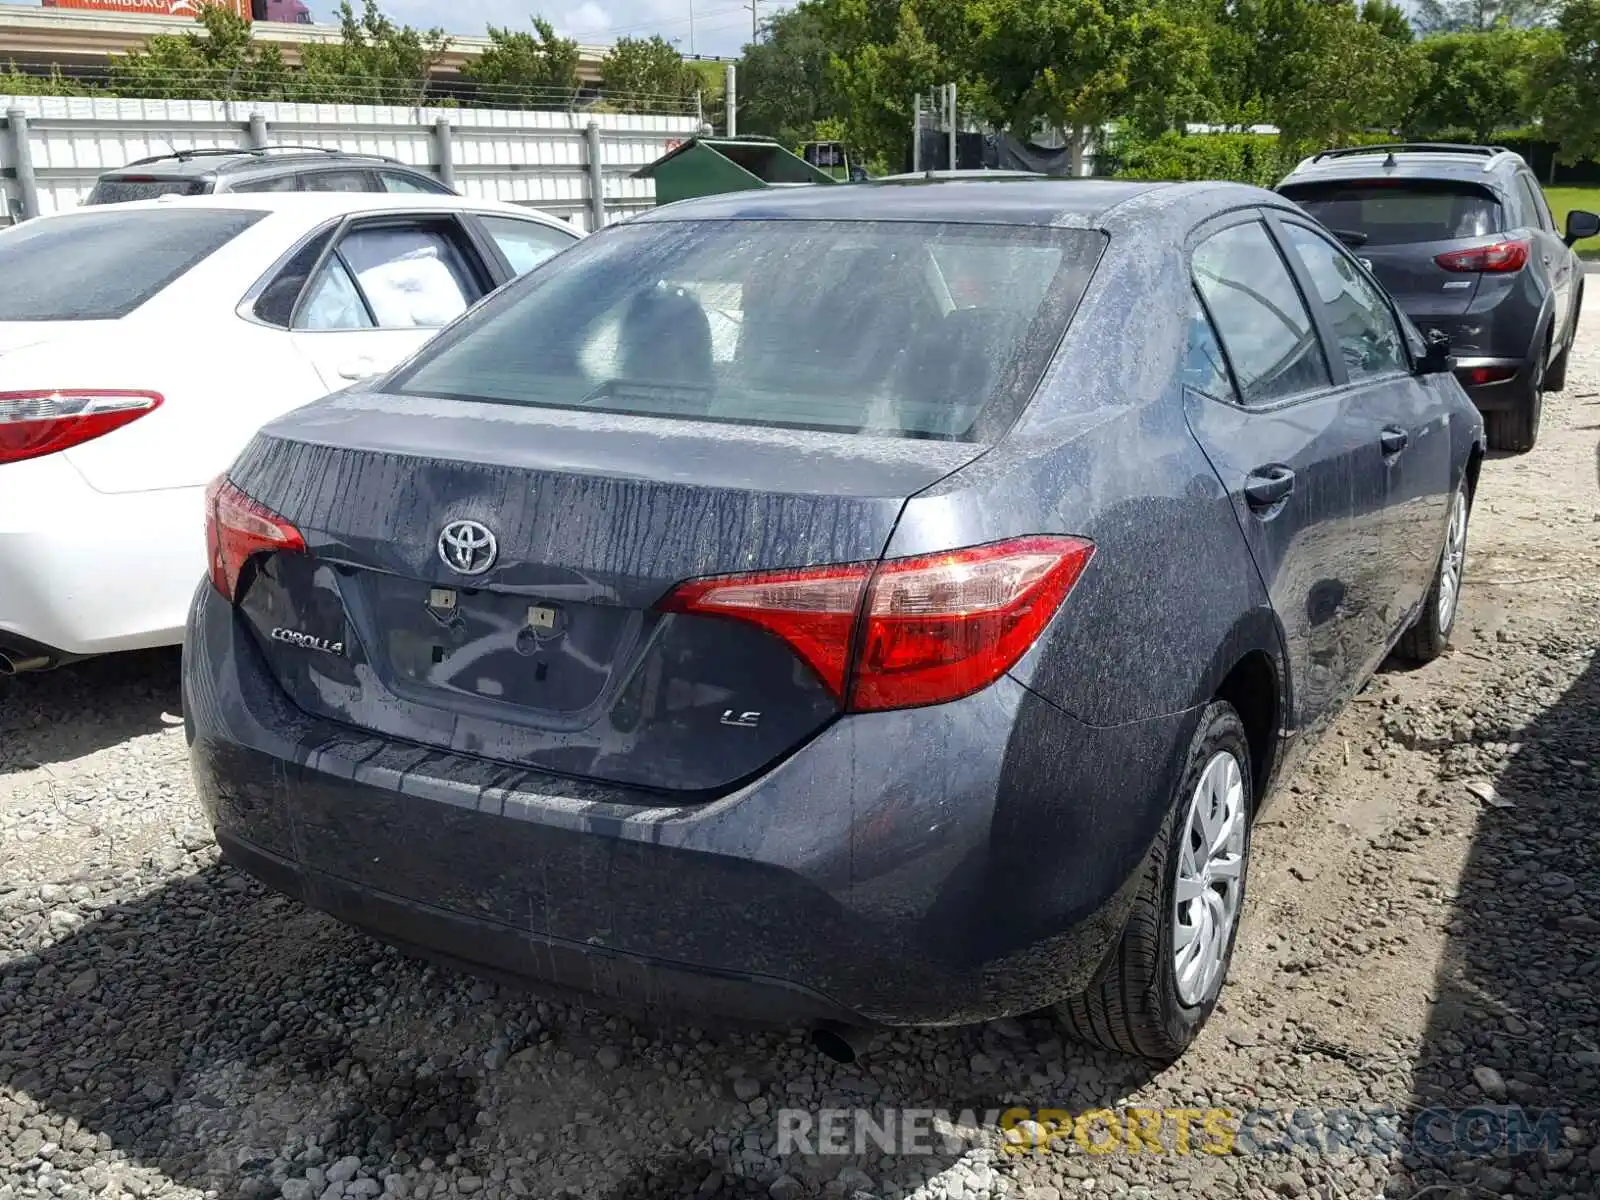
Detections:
[247, 112, 269, 150]
[432, 116, 455, 189]
[585, 121, 605, 231]
[2, 108, 39, 223]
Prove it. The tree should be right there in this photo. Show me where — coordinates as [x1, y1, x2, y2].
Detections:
[1412, 0, 1553, 33]
[461, 17, 581, 109]
[1360, 0, 1414, 42]
[295, 0, 445, 105]
[600, 35, 701, 113]
[820, 0, 953, 170]
[1538, 0, 1600, 164]
[109, 2, 292, 100]
[1407, 27, 1556, 139]
[1272, 0, 1425, 147]
[738, 2, 845, 148]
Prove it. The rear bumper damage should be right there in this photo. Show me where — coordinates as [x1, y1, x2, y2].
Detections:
[185, 583, 1193, 1027]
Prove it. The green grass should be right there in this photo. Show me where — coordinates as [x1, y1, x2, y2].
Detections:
[1542, 186, 1600, 260]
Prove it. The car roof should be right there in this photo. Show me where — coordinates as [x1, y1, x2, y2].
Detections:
[631, 176, 1287, 231]
[1280, 144, 1528, 188]
[102, 150, 415, 180]
[31, 191, 579, 230]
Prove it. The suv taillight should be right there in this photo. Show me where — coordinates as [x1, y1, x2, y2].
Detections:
[0, 390, 162, 465]
[205, 476, 305, 603]
[657, 536, 1095, 712]
[1435, 239, 1529, 273]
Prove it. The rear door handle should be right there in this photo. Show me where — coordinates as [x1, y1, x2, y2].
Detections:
[1244, 466, 1296, 511]
[1380, 426, 1410, 455]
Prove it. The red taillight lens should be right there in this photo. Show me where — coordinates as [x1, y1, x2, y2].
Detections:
[657, 536, 1095, 712]
[1459, 365, 1517, 386]
[205, 476, 305, 603]
[852, 537, 1095, 710]
[657, 562, 872, 699]
[0, 390, 162, 465]
[1434, 240, 1529, 273]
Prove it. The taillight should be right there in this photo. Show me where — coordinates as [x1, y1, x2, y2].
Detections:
[0, 390, 162, 465]
[658, 536, 1095, 712]
[1434, 240, 1529, 273]
[205, 476, 305, 603]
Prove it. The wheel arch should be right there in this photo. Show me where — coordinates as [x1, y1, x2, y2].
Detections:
[1188, 608, 1290, 807]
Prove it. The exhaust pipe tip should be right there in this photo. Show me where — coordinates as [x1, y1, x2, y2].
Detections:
[0, 652, 50, 677]
[811, 1021, 873, 1065]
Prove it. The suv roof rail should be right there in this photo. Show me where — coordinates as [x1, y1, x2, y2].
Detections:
[1308, 142, 1510, 165]
[122, 145, 398, 168]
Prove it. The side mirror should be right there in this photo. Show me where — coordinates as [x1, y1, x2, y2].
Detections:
[1564, 209, 1600, 246]
[1418, 328, 1453, 376]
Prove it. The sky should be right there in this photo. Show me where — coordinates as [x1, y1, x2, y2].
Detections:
[339, 0, 780, 56]
[8, 0, 785, 57]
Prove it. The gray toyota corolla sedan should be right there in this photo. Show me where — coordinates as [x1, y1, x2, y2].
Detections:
[185, 178, 1484, 1063]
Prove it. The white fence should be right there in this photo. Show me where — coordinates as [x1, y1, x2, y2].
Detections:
[0, 95, 701, 228]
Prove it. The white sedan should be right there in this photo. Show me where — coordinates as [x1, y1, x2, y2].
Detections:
[0, 192, 580, 673]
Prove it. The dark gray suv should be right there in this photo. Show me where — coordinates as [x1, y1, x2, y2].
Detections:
[1278, 143, 1598, 452]
[86, 147, 455, 206]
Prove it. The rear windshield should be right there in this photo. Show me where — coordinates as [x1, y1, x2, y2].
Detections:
[1280, 180, 1502, 245]
[0, 208, 263, 321]
[390, 219, 1105, 442]
[87, 177, 210, 205]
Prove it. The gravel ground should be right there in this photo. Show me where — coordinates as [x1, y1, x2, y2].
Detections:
[3, 312, 1598, 1200]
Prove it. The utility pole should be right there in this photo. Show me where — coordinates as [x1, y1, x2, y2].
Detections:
[725, 64, 737, 138]
[689, 0, 695, 56]
[746, 0, 758, 41]
[946, 82, 957, 172]
[911, 93, 921, 172]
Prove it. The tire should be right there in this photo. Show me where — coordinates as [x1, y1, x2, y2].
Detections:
[1056, 701, 1253, 1062]
[1483, 350, 1543, 453]
[1397, 479, 1470, 664]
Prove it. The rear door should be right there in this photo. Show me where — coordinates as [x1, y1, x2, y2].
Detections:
[1181, 214, 1389, 735]
[1279, 178, 1505, 347]
[1273, 215, 1452, 635]
[1516, 171, 1573, 350]
[284, 215, 499, 390]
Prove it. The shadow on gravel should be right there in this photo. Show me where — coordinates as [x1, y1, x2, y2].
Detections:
[0, 860, 1164, 1200]
[1394, 644, 1600, 1196]
[0, 650, 181, 776]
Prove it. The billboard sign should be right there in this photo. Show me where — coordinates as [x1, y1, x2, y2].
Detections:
[41, 0, 251, 19]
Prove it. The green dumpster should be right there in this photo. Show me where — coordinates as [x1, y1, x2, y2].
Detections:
[634, 136, 837, 207]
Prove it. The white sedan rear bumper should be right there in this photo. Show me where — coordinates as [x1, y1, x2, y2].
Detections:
[0, 455, 205, 657]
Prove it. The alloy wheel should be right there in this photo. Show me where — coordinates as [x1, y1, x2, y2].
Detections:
[1172, 750, 1248, 1007]
[1437, 487, 1468, 633]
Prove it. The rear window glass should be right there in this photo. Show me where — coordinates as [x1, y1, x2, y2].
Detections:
[1280, 181, 1502, 245]
[86, 177, 210, 204]
[0, 208, 263, 321]
[390, 220, 1104, 442]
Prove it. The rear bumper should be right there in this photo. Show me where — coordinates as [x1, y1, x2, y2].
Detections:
[1452, 356, 1532, 412]
[0, 455, 203, 655]
[184, 582, 1198, 1027]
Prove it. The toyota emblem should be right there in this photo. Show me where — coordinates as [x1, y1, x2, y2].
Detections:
[437, 519, 498, 576]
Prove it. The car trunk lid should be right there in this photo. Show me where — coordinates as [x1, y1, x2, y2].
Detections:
[226, 391, 981, 796]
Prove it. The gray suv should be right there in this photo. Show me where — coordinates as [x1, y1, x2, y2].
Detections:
[87, 147, 454, 206]
[1278, 143, 1598, 452]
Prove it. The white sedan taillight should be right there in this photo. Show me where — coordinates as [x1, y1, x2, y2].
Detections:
[0, 390, 163, 465]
